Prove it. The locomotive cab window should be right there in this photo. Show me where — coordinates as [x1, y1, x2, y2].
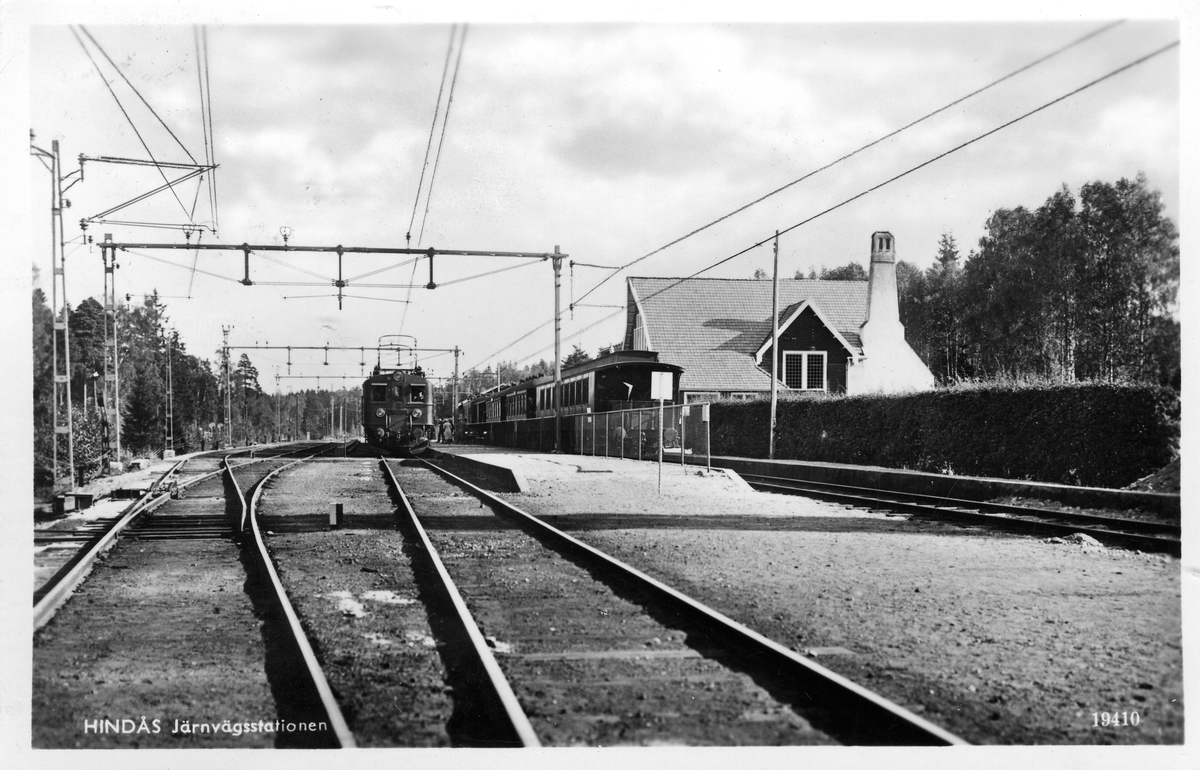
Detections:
[370, 384, 386, 402]
[409, 385, 426, 402]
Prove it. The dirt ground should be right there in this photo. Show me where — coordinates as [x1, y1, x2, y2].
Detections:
[32, 473, 280, 748]
[444, 449, 1183, 745]
[28, 445, 1183, 750]
[397, 460, 843, 747]
[256, 459, 456, 747]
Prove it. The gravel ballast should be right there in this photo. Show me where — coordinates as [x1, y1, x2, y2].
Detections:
[443, 449, 1183, 745]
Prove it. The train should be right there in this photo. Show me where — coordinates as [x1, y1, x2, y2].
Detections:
[459, 349, 683, 450]
[361, 364, 435, 455]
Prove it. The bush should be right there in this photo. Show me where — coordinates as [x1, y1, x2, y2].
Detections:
[709, 382, 1179, 488]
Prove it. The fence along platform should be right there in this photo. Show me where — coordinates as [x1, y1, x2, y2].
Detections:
[574, 403, 711, 470]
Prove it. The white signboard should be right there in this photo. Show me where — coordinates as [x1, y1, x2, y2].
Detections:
[650, 371, 673, 400]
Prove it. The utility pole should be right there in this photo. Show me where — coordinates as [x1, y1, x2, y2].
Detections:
[31, 138, 80, 488]
[452, 346, 460, 428]
[101, 234, 122, 472]
[52, 142, 75, 487]
[769, 231, 780, 461]
[553, 246, 562, 452]
[222, 325, 233, 447]
[164, 339, 175, 458]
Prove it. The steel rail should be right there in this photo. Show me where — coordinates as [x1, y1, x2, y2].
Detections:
[33, 444, 325, 623]
[237, 452, 357, 748]
[35, 458, 208, 629]
[378, 460, 541, 747]
[740, 473, 1179, 535]
[745, 476, 1180, 557]
[34, 490, 172, 629]
[418, 458, 967, 747]
[226, 442, 336, 531]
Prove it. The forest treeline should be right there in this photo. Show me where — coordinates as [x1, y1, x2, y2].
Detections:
[31, 287, 360, 489]
[769, 175, 1179, 387]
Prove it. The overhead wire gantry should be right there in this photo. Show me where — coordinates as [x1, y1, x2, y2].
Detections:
[102, 236, 572, 450]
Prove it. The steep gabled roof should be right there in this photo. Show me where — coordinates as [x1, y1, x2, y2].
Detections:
[625, 277, 868, 391]
[754, 300, 860, 363]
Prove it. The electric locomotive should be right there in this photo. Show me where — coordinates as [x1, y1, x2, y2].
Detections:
[361, 364, 434, 455]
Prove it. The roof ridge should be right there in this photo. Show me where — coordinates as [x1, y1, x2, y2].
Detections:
[629, 276, 837, 282]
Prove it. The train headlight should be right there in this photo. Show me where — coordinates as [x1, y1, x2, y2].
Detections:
[376, 407, 386, 417]
[411, 427, 425, 440]
[411, 408, 422, 418]
[392, 371, 404, 381]
[376, 428, 385, 437]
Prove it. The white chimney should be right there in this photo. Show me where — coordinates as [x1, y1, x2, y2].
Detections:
[861, 231, 902, 346]
[846, 231, 935, 394]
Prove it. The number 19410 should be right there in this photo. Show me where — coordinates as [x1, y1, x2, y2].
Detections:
[1093, 711, 1140, 727]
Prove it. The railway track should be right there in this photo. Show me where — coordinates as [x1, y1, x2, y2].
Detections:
[740, 473, 1181, 557]
[233, 446, 356, 748]
[379, 458, 966, 746]
[253, 453, 462, 746]
[250, 454, 967, 745]
[33, 443, 331, 616]
[35, 446, 1173, 747]
[31, 441, 349, 748]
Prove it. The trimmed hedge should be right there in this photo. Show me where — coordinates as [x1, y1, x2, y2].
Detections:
[709, 383, 1180, 488]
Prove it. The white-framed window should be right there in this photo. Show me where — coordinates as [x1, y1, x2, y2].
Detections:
[729, 392, 757, 401]
[783, 351, 827, 391]
[632, 314, 648, 350]
[684, 392, 719, 404]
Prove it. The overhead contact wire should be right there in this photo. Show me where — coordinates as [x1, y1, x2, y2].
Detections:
[681, 37, 1176, 280]
[416, 24, 469, 246]
[407, 24, 457, 240]
[72, 27, 195, 222]
[347, 255, 423, 283]
[125, 249, 241, 284]
[202, 26, 219, 233]
[486, 20, 1129, 362]
[195, 25, 217, 231]
[436, 257, 543, 288]
[400, 24, 458, 336]
[571, 18, 1127, 307]
[79, 25, 199, 164]
[194, 26, 211, 225]
[501, 38, 1179, 370]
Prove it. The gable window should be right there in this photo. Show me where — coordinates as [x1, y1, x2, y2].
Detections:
[783, 351, 827, 391]
[632, 314, 649, 350]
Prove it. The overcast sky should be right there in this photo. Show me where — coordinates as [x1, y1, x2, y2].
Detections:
[10, 4, 1187, 394]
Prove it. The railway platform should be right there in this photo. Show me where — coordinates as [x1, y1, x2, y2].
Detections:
[433, 441, 1178, 519]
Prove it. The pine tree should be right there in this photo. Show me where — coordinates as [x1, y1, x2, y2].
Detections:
[562, 345, 592, 368]
[32, 267, 56, 489]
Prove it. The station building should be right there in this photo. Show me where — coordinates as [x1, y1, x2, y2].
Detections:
[621, 231, 934, 402]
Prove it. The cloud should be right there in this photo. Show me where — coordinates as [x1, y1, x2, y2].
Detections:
[554, 115, 748, 181]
